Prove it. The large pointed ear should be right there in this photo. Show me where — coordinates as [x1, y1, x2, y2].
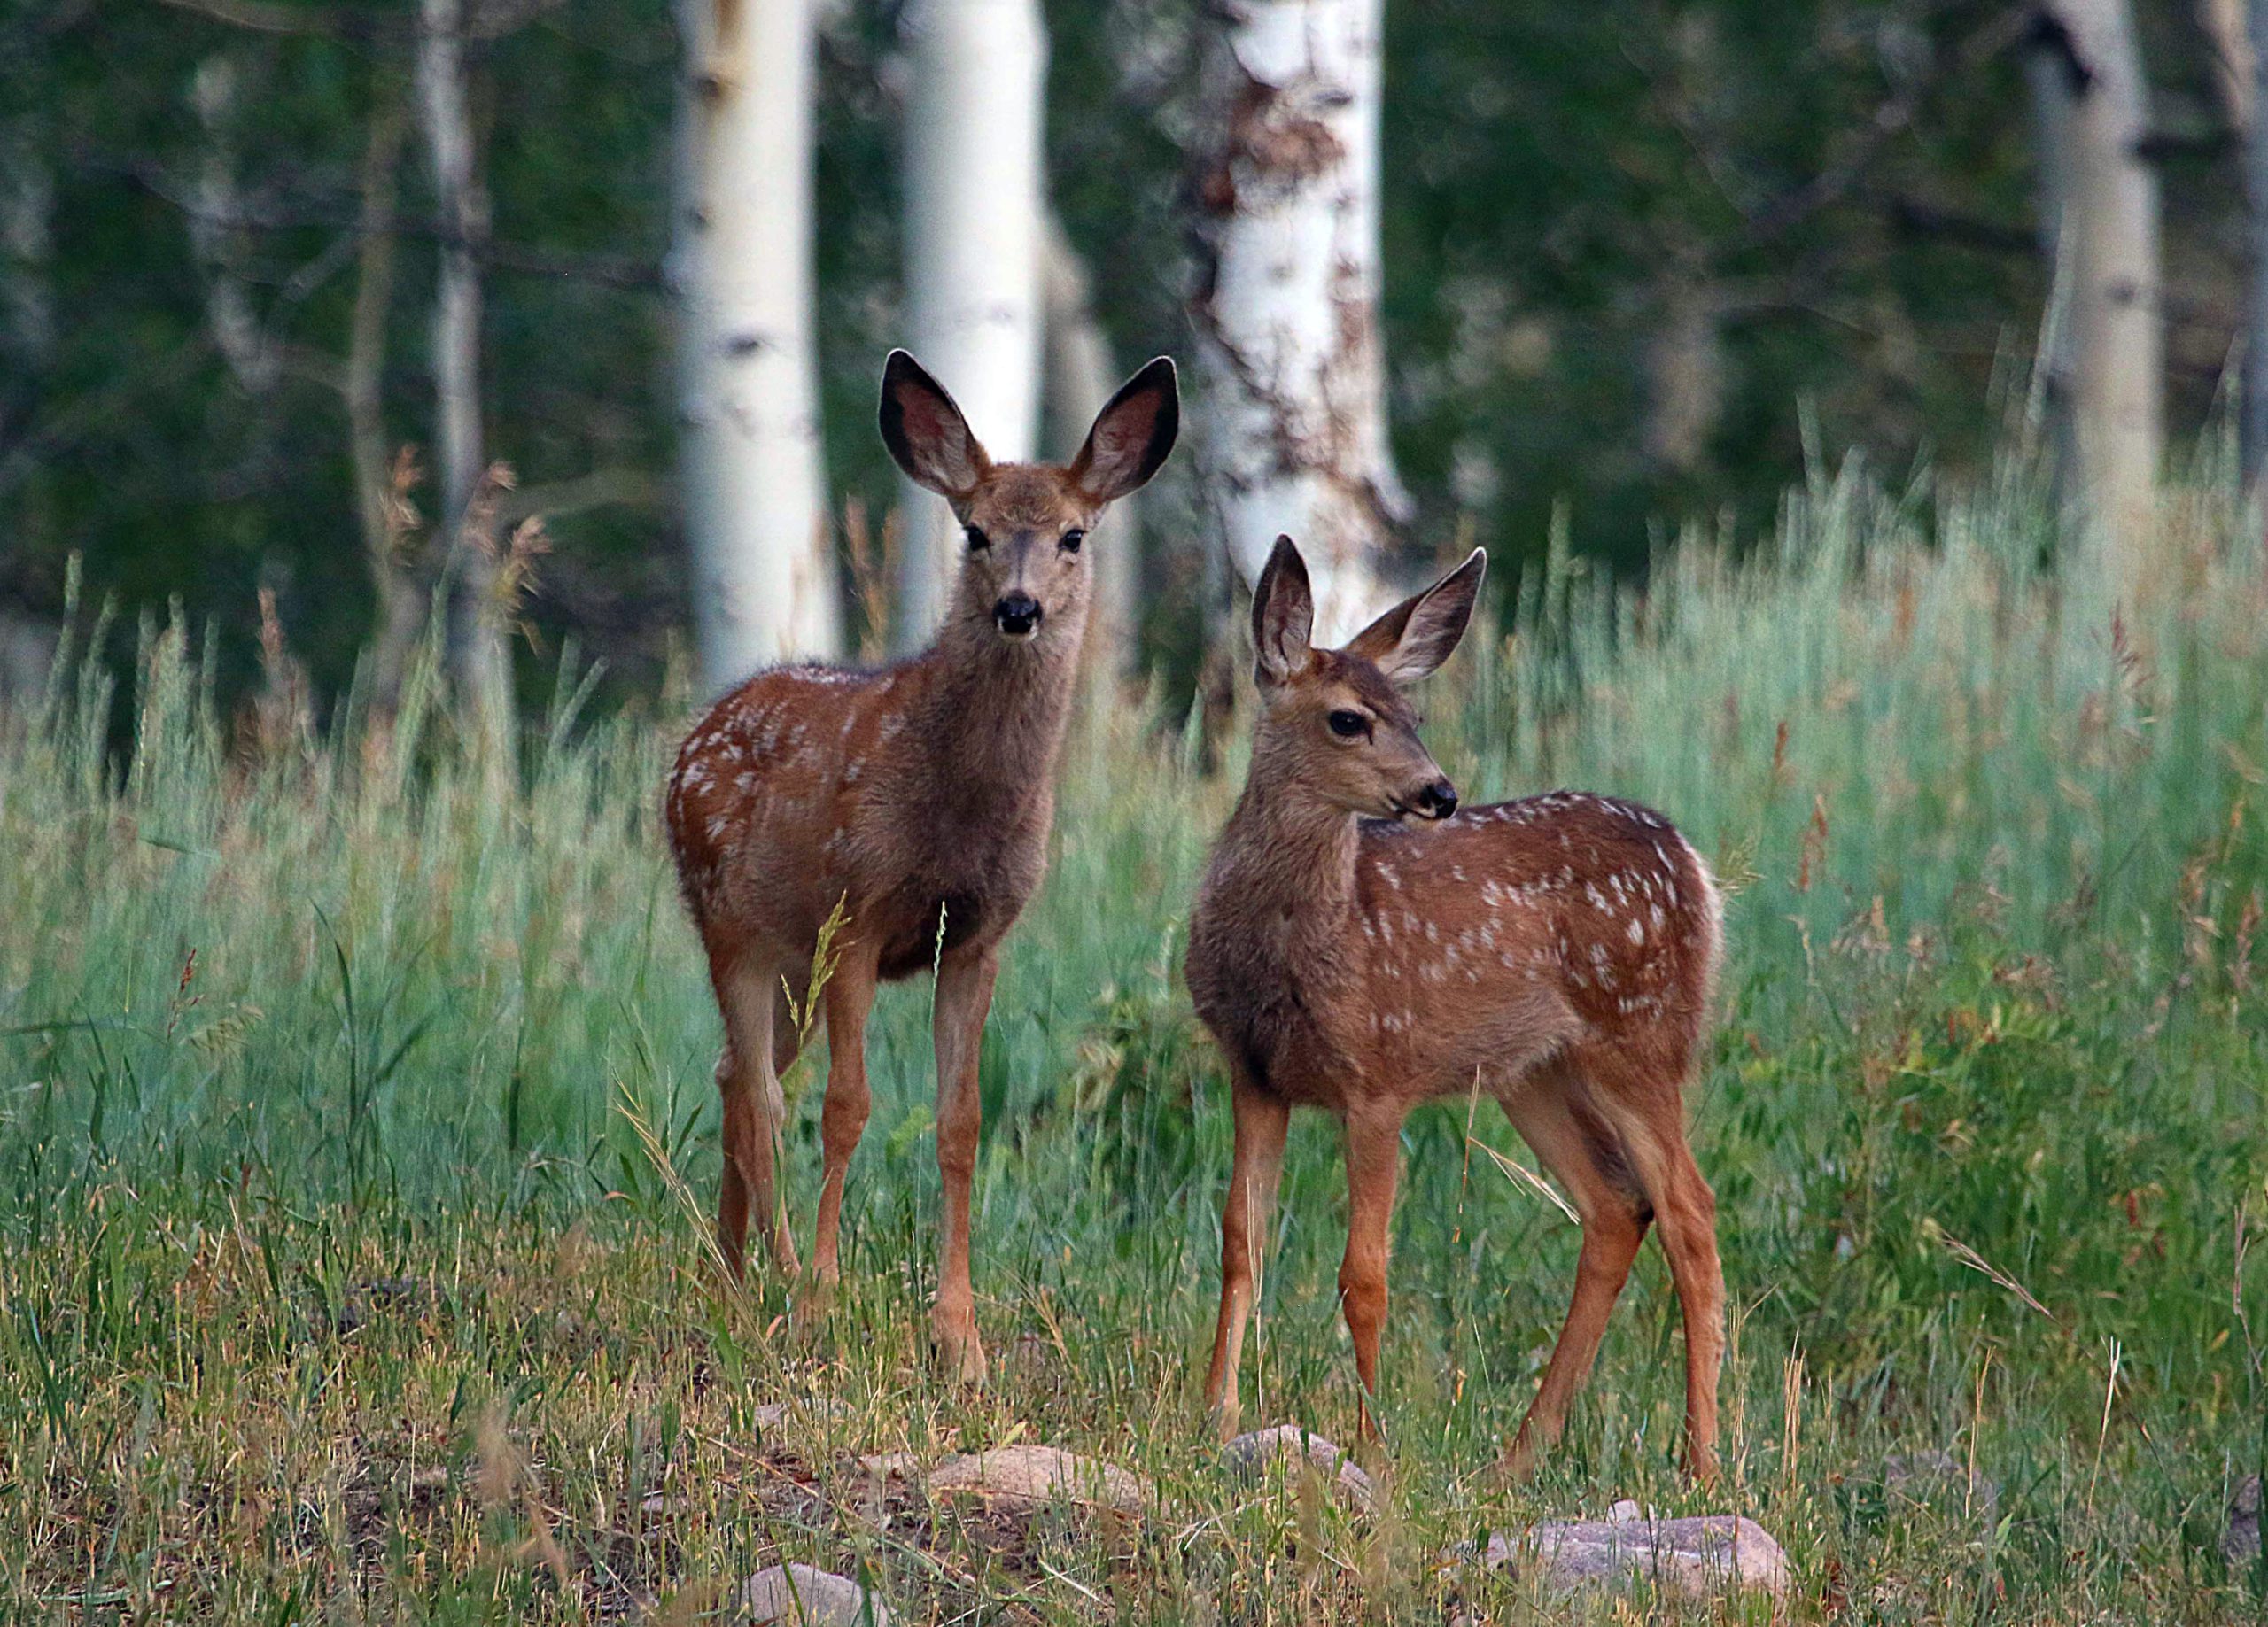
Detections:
[1250, 535, 1316, 688]
[1340, 548, 1487, 685]
[1068, 356, 1179, 505]
[879, 349, 990, 498]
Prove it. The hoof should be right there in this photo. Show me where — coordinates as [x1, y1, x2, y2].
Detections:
[933, 1321, 989, 1386]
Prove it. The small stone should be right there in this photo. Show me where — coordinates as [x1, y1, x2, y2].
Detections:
[734, 1563, 890, 1626]
[1475, 1514, 1790, 1599]
[1882, 1449, 2000, 1520]
[1606, 1499, 1646, 1524]
[925, 1445, 1153, 1515]
[2227, 1475, 2262, 1569]
[1223, 1424, 1379, 1514]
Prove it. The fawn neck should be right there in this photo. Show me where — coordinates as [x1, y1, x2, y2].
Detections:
[1216, 753, 1366, 937]
[911, 592, 1088, 810]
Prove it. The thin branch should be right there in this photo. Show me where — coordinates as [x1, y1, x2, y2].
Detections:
[495, 466, 659, 524]
[1744, 6, 2035, 242]
[154, 0, 392, 43]
[80, 147, 664, 290]
[152, 0, 564, 43]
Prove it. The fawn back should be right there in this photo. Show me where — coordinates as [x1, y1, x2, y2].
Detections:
[1185, 534, 1727, 1480]
[666, 350, 1177, 1380]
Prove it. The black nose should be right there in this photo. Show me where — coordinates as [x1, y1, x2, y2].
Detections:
[993, 593, 1042, 637]
[1414, 779, 1458, 819]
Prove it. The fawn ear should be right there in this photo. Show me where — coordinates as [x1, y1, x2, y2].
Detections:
[1068, 357, 1178, 505]
[1340, 548, 1487, 685]
[1251, 535, 1316, 688]
[879, 350, 991, 498]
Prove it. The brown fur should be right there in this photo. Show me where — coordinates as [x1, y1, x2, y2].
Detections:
[1184, 536, 1728, 1480]
[665, 350, 1177, 1382]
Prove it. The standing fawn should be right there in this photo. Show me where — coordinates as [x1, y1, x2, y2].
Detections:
[666, 349, 1178, 1381]
[1184, 536, 1727, 1480]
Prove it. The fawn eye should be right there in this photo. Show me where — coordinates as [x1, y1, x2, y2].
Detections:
[1060, 528, 1085, 553]
[964, 526, 990, 552]
[1328, 709, 1369, 740]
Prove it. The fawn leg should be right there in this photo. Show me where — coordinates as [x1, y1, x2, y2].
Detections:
[1337, 1104, 1407, 1443]
[930, 942, 998, 1383]
[808, 940, 881, 1297]
[1498, 1065, 1652, 1479]
[712, 957, 799, 1281]
[1586, 1053, 1725, 1484]
[1203, 1071, 1289, 1436]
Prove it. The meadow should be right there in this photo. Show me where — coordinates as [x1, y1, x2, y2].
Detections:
[3, 442, 2265, 1623]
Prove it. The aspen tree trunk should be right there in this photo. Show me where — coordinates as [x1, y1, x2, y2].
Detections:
[893, 0, 1046, 651]
[1191, 0, 1408, 644]
[672, 0, 841, 690]
[2023, 19, 2081, 483]
[349, 105, 424, 713]
[0, 102, 57, 702]
[416, 0, 510, 743]
[2239, 0, 2268, 484]
[2033, 0, 2164, 588]
[1040, 213, 1138, 678]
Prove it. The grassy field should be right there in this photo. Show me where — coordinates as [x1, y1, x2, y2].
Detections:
[4, 450, 2267, 1623]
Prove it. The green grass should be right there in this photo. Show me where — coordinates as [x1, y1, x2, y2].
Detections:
[3, 448, 2266, 1622]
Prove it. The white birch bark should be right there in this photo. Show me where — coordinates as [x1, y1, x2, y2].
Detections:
[189, 56, 280, 395]
[1191, 0, 1408, 644]
[2037, 0, 2163, 585]
[893, 0, 1046, 651]
[671, 0, 842, 689]
[416, 0, 510, 741]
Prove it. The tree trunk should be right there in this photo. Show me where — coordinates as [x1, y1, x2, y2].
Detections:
[671, 0, 841, 691]
[416, 0, 509, 746]
[188, 55, 280, 395]
[1190, 0, 1408, 644]
[1643, 274, 1724, 477]
[2023, 20, 2081, 484]
[349, 101, 423, 714]
[2032, 0, 2164, 590]
[2243, 0, 2268, 484]
[2202, 0, 2254, 129]
[893, 0, 1046, 651]
[1040, 212, 1138, 678]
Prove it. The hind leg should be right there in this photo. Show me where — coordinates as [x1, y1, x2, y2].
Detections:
[810, 940, 881, 1289]
[711, 955, 800, 1282]
[1496, 1060, 1653, 1478]
[1580, 1046, 1725, 1483]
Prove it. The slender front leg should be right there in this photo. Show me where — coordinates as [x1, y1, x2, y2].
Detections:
[1205, 1069, 1290, 1436]
[1338, 1105, 1407, 1442]
[809, 939, 882, 1292]
[930, 942, 998, 1383]
[711, 955, 798, 1281]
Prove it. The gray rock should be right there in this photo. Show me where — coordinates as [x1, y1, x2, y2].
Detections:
[2227, 1475, 2262, 1569]
[1476, 1513, 1790, 1599]
[1223, 1424, 1379, 1514]
[926, 1445, 1153, 1515]
[735, 1563, 890, 1626]
[1883, 1449, 2000, 1520]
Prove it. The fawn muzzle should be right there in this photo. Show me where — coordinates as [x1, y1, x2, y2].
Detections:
[993, 592, 1042, 640]
[1411, 779, 1458, 819]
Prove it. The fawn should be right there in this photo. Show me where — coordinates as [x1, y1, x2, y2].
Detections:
[1184, 536, 1728, 1480]
[666, 349, 1178, 1381]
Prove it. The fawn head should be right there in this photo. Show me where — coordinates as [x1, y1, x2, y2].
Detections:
[1247, 535, 1487, 821]
[881, 350, 1178, 645]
